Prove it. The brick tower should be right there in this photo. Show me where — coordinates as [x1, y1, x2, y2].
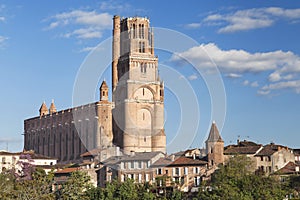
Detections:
[112, 16, 166, 154]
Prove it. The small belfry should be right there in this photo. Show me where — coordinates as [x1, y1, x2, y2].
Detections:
[49, 99, 57, 114]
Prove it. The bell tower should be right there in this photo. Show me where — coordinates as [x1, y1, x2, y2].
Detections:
[112, 16, 166, 154]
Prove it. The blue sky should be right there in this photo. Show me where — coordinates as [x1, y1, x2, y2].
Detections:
[1, 0, 300, 153]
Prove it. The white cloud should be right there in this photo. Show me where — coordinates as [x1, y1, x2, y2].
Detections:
[0, 35, 8, 47]
[100, 0, 131, 11]
[257, 90, 270, 96]
[0, 16, 5, 22]
[225, 73, 242, 78]
[63, 28, 102, 39]
[251, 81, 259, 87]
[243, 80, 249, 86]
[171, 43, 300, 95]
[185, 23, 201, 29]
[171, 43, 300, 73]
[80, 46, 96, 52]
[261, 80, 300, 94]
[45, 10, 112, 40]
[203, 7, 300, 33]
[188, 74, 198, 80]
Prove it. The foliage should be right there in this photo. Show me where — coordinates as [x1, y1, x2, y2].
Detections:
[198, 155, 290, 200]
[14, 153, 35, 181]
[57, 170, 93, 200]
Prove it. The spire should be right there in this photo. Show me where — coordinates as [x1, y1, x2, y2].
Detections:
[49, 99, 57, 114]
[39, 101, 48, 116]
[206, 121, 223, 142]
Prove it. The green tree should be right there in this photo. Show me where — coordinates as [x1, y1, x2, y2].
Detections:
[117, 178, 138, 200]
[13, 168, 55, 200]
[198, 155, 289, 200]
[0, 172, 15, 199]
[58, 170, 93, 200]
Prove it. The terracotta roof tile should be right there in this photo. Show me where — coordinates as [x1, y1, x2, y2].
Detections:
[55, 167, 80, 174]
[275, 162, 300, 174]
[256, 144, 288, 156]
[224, 146, 262, 155]
[152, 156, 207, 167]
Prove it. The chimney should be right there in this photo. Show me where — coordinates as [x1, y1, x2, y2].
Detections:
[171, 154, 175, 162]
[130, 150, 135, 157]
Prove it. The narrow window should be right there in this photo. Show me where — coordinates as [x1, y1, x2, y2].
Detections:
[141, 24, 145, 39]
[133, 24, 136, 38]
[142, 88, 145, 96]
[143, 112, 145, 120]
[139, 24, 142, 38]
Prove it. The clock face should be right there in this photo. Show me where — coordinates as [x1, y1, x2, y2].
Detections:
[133, 87, 153, 100]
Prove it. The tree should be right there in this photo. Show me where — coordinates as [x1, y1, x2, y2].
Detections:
[0, 172, 15, 199]
[58, 170, 93, 200]
[13, 168, 55, 200]
[198, 155, 289, 200]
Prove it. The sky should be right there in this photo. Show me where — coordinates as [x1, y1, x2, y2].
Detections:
[1, 0, 300, 153]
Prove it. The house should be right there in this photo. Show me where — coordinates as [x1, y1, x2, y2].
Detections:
[223, 140, 295, 175]
[255, 143, 294, 175]
[97, 151, 165, 187]
[0, 150, 57, 174]
[224, 140, 263, 171]
[152, 152, 208, 193]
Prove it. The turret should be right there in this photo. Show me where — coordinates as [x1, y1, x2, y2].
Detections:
[206, 121, 224, 167]
[49, 99, 57, 114]
[112, 15, 120, 96]
[100, 80, 109, 101]
[39, 101, 48, 116]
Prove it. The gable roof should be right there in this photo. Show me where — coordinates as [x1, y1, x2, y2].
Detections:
[224, 145, 262, 155]
[255, 144, 289, 156]
[152, 156, 207, 167]
[275, 161, 300, 175]
[101, 151, 164, 166]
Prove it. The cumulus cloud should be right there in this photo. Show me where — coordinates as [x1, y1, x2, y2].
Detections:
[171, 43, 300, 73]
[171, 43, 300, 95]
[45, 10, 112, 40]
[203, 7, 300, 33]
[260, 80, 300, 94]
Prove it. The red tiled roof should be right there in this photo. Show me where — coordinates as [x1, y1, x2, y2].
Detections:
[275, 162, 299, 175]
[256, 144, 288, 156]
[81, 148, 101, 157]
[152, 156, 207, 167]
[55, 167, 80, 174]
[224, 146, 262, 155]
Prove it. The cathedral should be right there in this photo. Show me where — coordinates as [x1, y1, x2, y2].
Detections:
[23, 16, 166, 163]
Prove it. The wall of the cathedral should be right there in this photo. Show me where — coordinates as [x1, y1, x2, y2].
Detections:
[24, 101, 113, 163]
